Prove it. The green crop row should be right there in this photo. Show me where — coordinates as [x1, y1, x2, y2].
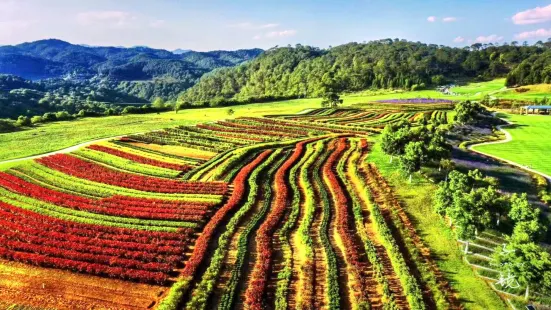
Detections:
[0, 187, 189, 232]
[184, 151, 282, 310]
[274, 141, 319, 310]
[11, 163, 221, 202]
[219, 152, 287, 310]
[357, 171, 426, 310]
[73, 148, 180, 178]
[345, 140, 398, 309]
[314, 142, 341, 310]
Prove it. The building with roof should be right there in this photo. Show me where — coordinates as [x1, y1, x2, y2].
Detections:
[521, 105, 551, 115]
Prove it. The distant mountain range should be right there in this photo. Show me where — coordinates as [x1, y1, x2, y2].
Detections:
[0, 39, 263, 81]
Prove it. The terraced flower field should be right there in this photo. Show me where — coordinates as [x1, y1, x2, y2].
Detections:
[0, 107, 496, 309]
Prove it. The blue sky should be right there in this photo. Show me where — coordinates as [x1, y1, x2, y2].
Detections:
[2, 0, 551, 51]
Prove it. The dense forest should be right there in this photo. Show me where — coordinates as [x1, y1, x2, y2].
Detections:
[506, 51, 551, 86]
[181, 39, 549, 106]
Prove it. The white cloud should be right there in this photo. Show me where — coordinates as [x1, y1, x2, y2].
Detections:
[474, 34, 504, 43]
[252, 35, 262, 40]
[259, 23, 279, 29]
[512, 4, 551, 25]
[230, 22, 279, 30]
[149, 19, 166, 28]
[453, 36, 465, 43]
[265, 29, 297, 38]
[515, 28, 551, 40]
[443, 17, 457, 23]
[76, 11, 137, 27]
[427, 16, 436, 22]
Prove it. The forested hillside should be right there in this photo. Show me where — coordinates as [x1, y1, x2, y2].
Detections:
[0, 39, 262, 81]
[0, 39, 262, 102]
[181, 39, 547, 105]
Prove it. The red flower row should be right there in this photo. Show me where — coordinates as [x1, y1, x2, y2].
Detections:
[37, 154, 228, 194]
[243, 117, 364, 134]
[0, 215, 184, 256]
[87, 144, 192, 172]
[0, 223, 180, 264]
[199, 122, 299, 139]
[0, 202, 188, 245]
[0, 202, 188, 284]
[216, 120, 308, 137]
[0, 172, 213, 221]
[181, 150, 273, 278]
[323, 138, 369, 302]
[245, 140, 308, 310]
[0, 247, 167, 284]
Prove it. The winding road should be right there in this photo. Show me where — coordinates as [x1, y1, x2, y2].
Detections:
[468, 115, 551, 182]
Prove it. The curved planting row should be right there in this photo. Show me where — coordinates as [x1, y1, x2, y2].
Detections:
[216, 152, 287, 310]
[37, 154, 227, 195]
[322, 138, 370, 308]
[358, 164, 426, 309]
[315, 140, 342, 309]
[294, 139, 332, 309]
[0, 172, 214, 221]
[87, 144, 192, 171]
[366, 164, 460, 309]
[345, 140, 399, 308]
[0, 201, 189, 284]
[10, 163, 220, 203]
[244, 139, 309, 309]
[158, 150, 273, 310]
[274, 141, 318, 309]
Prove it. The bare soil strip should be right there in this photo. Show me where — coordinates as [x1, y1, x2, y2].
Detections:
[0, 260, 164, 310]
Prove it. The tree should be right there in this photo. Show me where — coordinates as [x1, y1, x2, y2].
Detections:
[30, 116, 43, 124]
[508, 194, 546, 242]
[381, 120, 412, 163]
[227, 108, 235, 116]
[493, 241, 551, 300]
[320, 92, 343, 108]
[55, 111, 71, 121]
[454, 100, 484, 124]
[450, 189, 493, 253]
[400, 141, 426, 182]
[42, 112, 57, 122]
[439, 159, 455, 181]
[16, 115, 31, 127]
[152, 97, 166, 109]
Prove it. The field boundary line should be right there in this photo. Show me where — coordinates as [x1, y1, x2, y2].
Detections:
[468, 114, 551, 182]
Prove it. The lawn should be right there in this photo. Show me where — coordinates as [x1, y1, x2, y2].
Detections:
[473, 113, 551, 177]
[368, 140, 508, 310]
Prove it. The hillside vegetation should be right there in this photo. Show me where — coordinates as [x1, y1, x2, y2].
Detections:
[181, 40, 547, 105]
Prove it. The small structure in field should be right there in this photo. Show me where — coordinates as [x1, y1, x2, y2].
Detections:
[520, 105, 551, 115]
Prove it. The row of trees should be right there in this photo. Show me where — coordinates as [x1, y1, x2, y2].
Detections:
[434, 170, 550, 300]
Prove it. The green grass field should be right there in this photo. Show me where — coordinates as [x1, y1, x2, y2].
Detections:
[473, 113, 551, 177]
[1, 78, 549, 162]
